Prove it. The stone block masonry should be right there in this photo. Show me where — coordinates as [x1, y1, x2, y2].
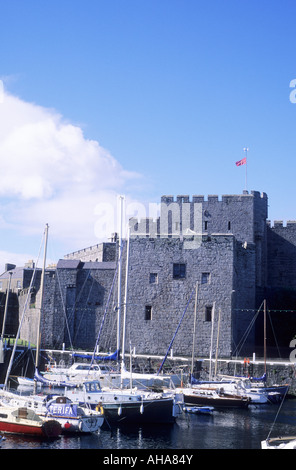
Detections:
[125, 235, 236, 357]
[9, 189, 296, 361]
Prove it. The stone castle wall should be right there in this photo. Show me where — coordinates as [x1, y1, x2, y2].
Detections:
[125, 235, 235, 357]
[267, 220, 296, 290]
[14, 190, 296, 360]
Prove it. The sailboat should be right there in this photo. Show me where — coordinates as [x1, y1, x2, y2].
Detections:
[261, 436, 296, 449]
[0, 404, 62, 438]
[242, 300, 289, 402]
[180, 386, 250, 409]
[0, 226, 49, 392]
[261, 385, 293, 449]
[62, 208, 179, 425]
[64, 379, 178, 425]
[174, 293, 251, 409]
[39, 351, 121, 388]
[0, 390, 104, 434]
[185, 300, 289, 405]
[0, 225, 104, 434]
[34, 215, 123, 389]
[226, 300, 289, 403]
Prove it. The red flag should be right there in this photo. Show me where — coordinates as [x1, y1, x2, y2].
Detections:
[235, 157, 246, 167]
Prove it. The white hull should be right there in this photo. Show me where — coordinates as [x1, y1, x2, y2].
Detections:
[0, 390, 104, 434]
[64, 380, 179, 424]
[261, 437, 296, 449]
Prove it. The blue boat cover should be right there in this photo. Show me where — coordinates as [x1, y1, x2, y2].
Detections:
[72, 349, 120, 361]
[34, 368, 76, 388]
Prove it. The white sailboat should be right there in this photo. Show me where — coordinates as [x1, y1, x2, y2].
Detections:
[64, 379, 179, 425]
[187, 300, 289, 405]
[0, 225, 104, 434]
[261, 436, 296, 449]
[62, 206, 179, 425]
[0, 389, 104, 434]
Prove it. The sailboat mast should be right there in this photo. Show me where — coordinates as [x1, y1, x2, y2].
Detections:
[35, 223, 49, 372]
[190, 282, 198, 377]
[214, 308, 221, 378]
[116, 196, 124, 357]
[264, 299, 267, 374]
[1, 271, 12, 340]
[209, 302, 216, 380]
[0, 272, 12, 364]
[121, 224, 130, 367]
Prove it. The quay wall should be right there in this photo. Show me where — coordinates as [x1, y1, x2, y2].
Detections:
[42, 349, 296, 395]
[5, 190, 296, 361]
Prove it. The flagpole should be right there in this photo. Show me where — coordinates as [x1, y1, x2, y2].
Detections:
[243, 147, 249, 191]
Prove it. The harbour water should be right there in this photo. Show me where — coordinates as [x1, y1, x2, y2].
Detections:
[1, 396, 296, 450]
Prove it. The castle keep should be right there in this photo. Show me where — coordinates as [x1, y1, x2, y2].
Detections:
[1, 190, 296, 359]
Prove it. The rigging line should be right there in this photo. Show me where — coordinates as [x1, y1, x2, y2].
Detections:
[44, 238, 74, 351]
[99, 281, 118, 352]
[232, 301, 264, 356]
[98, 240, 125, 355]
[104, 311, 117, 353]
[235, 308, 296, 313]
[89, 262, 119, 369]
[72, 274, 96, 343]
[266, 386, 290, 441]
[267, 307, 281, 359]
[4, 231, 44, 388]
[53, 268, 92, 350]
[233, 307, 260, 354]
[157, 285, 196, 376]
[54, 267, 74, 351]
[64, 269, 92, 337]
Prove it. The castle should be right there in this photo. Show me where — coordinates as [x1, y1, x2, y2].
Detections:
[1, 189, 296, 359]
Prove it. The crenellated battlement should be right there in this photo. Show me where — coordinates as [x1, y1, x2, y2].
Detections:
[129, 191, 268, 244]
[268, 220, 296, 228]
[160, 190, 267, 204]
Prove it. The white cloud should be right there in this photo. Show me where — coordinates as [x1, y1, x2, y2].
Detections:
[0, 250, 54, 275]
[0, 93, 136, 199]
[0, 91, 141, 271]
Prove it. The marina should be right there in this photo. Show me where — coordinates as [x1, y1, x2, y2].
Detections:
[1, 223, 296, 452]
[2, 0, 296, 455]
[0, 348, 295, 450]
[0, 390, 296, 449]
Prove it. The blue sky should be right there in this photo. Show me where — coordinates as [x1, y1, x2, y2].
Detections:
[1, 0, 296, 271]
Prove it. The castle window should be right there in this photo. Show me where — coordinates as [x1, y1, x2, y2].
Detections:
[173, 263, 186, 279]
[204, 221, 208, 231]
[201, 272, 210, 284]
[205, 305, 213, 322]
[145, 305, 152, 321]
[228, 221, 231, 230]
[30, 291, 36, 309]
[149, 273, 158, 284]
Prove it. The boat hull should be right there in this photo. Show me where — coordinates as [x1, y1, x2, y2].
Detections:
[48, 415, 105, 433]
[43, 398, 105, 433]
[183, 392, 249, 409]
[183, 406, 214, 414]
[0, 419, 61, 437]
[261, 437, 296, 449]
[84, 398, 176, 425]
[65, 381, 176, 425]
[257, 385, 290, 403]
